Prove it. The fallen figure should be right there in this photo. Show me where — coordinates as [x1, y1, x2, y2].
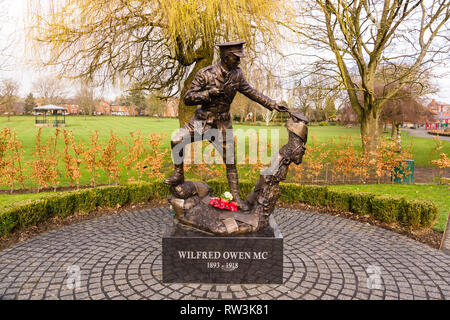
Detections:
[168, 111, 308, 235]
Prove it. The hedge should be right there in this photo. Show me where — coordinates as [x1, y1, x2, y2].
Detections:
[277, 183, 437, 228]
[195, 180, 437, 229]
[370, 195, 405, 223]
[428, 131, 450, 137]
[278, 183, 437, 228]
[0, 180, 438, 238]
[0, 181, 155, 237]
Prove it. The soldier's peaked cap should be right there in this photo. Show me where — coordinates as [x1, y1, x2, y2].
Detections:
[217, 41, 246, 58]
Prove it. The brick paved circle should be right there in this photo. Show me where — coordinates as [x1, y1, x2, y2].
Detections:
[1, 207, 449, 300]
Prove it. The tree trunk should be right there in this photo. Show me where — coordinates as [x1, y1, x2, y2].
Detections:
[391, 122, 402, 150]
[360, 110, 381, 170]
[395, 123, 401, 150]
[177, 53, 214, 128]
[391, 122, 398, 138]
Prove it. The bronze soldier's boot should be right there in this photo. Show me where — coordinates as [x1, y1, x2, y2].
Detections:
[165, 135, 186, 185]
[164, 164, 184, 185]
[227, 167, 250, 211]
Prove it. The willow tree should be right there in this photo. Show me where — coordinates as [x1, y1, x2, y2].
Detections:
[296, 0, 450, 161]
[28, 0, 293, 127]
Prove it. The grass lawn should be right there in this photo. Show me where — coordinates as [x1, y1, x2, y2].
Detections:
[0, 116, 180, 189]
[0, 192, 55, 208]
[329, 184, 450, 232]
[0, 116, 448, 189]
[2, 116, 446, 161]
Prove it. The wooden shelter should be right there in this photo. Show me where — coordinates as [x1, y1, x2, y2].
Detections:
[33, 105, 67, 127]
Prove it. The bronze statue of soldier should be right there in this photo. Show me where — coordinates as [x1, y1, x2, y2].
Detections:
[165, 41, 288, 211]
[167, 111, 308, 235]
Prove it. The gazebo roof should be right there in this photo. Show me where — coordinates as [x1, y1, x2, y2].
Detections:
[33, 105, 66, 111]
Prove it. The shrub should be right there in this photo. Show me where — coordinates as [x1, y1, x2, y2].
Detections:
[0, 207, 18, 237]
[73, 189, 98, 213]
[370, 195, 405, 223]
[206, 179, 228, 198]
[401, 200, 437, 228]
[0, 180, 439, 238]
[147, 180, 170, 200]
[428, 131, 450, 137]
[128, 181, 153, 203]
[297, 185, 328, 206]
[16, 200, 50, 229]
[348, 192, 375, 215]
[278, 183, 303, 202]
[94, 185, 129, 208]
[45, 192, 77, 218]
[419, 201, 439, 227]
[206, 179, 252, 199]
[326, 190, 352, 211]
[215, 181, 437, 229]
[0, 181, 157, 237]
[43, 189, 97, 218]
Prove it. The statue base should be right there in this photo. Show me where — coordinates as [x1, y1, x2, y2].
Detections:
[162, 216, 283, 284]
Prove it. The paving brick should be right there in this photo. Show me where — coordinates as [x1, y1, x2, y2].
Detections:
[206, 291, 219, 299]
[1, 207, 449, 301]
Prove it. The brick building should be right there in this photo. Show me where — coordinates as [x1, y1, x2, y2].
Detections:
[426, 99, 450, 129]
[58, 101, 81, 115]
[428, 99, 450, 117]
[95, 99, 111, 115]
[110, 105, 139, 116]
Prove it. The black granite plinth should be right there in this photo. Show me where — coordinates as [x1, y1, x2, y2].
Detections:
[162, 216, 283, 284]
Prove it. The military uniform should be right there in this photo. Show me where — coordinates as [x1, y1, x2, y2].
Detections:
[176, 61, 277, 157]
[165, 41, 280, 210]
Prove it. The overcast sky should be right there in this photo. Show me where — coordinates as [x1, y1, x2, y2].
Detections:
[0, 0, 122, 100]
[1, 0, 449, 103]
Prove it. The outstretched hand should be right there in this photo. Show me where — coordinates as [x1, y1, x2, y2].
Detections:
[274, 104, 289, 112]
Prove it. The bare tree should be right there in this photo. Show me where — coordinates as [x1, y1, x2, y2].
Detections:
[261, 73, 282, 126]
[295, 0, 450, 160]
[28, 0, 296, 127]
[247, 65, 282, 126]
[338, 103, 360, 125]
[0, 78, 19, 121]
[293, 75, 341, 122]
[380, 88, 436, 148]
[229, 60, 284, 125]
[76, 81, 95, 117]
[32, 76, 67, 105]
[0, 0, 16, 71]
[341, 83, 437, 148]
[230, 92, 257, 122]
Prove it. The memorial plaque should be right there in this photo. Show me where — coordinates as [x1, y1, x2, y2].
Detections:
[162, 216, 283, 284]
